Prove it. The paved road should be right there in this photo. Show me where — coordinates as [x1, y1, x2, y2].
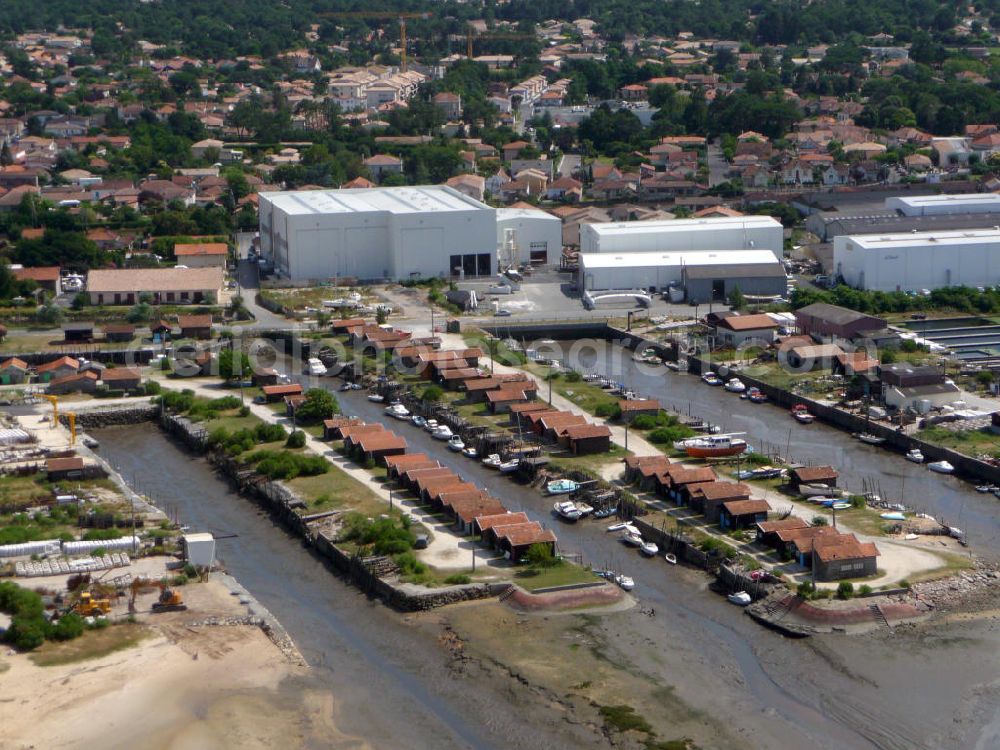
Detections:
[557, 153, 581, 178]
[705, 140, 730, 187]
[235, 258, 287, 328]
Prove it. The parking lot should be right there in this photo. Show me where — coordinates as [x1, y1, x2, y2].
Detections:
[458, 268, 713, 321]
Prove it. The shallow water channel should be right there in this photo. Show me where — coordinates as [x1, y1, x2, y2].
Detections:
[94, 358, 1000, 749]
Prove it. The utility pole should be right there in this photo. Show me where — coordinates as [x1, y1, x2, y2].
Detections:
[624, 420, 629, 452]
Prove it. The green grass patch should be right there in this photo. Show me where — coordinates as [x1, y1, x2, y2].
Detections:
[286, 471, 385, 515]
[513, 561, 600, 591]
[599, 704, 653, 734]
[28, 623, 151, 666]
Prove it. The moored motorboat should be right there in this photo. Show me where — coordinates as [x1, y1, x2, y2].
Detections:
[928, 460, 954, 474]
[683, 434, 748, 459]
[553, 501, 582, 521]
[747, 387, 767, 403]
[664, 553, 678, 565]
[482, 453, 502, 469]
[622, 530, 644, 547]
[880, 512, 906, 521]
[606, 522, 630, 532]
[385, 403, 410, 420]
[574, 502, 594, 517]
[702, 372, 722, 386]
[431, 425, 454, 440]
[410, 415, 426, 428]
[857, 433, 886, 445]
[975, 484, 998, 493]
[462, 446, 478, 459]
[422, 419, 439, 432]
[366, 393, 385, 403]
[547, 478, 580, 495]
[727, 591, 752, 606]
[447, 435, 465, 451]
[905, 449, 924, 463]
[498, 458, 520, 473]
[639, 542, 659, 557]
[724, 378, 746, 393]
[616, 575, 635, 591]
[791, 404, 815, 423]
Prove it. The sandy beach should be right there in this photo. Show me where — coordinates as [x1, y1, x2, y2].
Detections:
[0, 579, 364, 750]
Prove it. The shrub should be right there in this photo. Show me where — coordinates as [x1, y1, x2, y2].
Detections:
[594, 402, 621, 419]
[254, 422, 287, 442]
[421, 384, 444, 402]
[598, 705, 653, 735]
[797, 581, 815, 598]
[244, 449, 329, 479]
[285, 430, 306, 448]
[812, 516, 828, 526]
[83, 528, 121, 541]
[837, 581, 854, 599]
[631, 414, 658, 430]
[524, 543, 559, 567]
[238, 405, 250, 417]
[564, 370, 582, 383]
[52, 613, 86, 641]
[7, 615, 47, 650]
[859, 584, 873, 595]
[648, 425, 696, 445]
[294, 388, 340, 424]
[394, 552, 427, 576]
[444, 573, 471, 585]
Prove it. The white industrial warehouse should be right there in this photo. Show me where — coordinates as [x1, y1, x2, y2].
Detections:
[578, 249, 786, 301]
[580, 215, 784, 257]
[258, 186, 561, 281]
[885, 193, 1000, 216]
[834, 228, 1000, 292]
[495, 207, 562, 267]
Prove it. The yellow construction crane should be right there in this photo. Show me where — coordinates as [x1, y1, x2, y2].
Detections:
[466, 27, 537, 59]
[44, 394, 59, 426]
[320, 11, 430, 72]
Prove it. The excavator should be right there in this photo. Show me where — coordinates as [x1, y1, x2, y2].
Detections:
[129, 578, 187, 613]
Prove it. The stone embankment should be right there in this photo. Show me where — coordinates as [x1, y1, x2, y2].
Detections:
[912, 561, 1000, 612]
[208, 573, 307, 665]
[64, 404, 159, 429]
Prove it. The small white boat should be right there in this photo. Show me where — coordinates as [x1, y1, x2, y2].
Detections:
[431, 425, 454, 440]
[607, 522, 629, 532]
[724, 378, 746, 393]
[447, 435, 465, 451]
[702, 373, 722, 386]
[385, 403, 410, 420]
[616, 575, 635, 591]
[366, 393, 385, 403]
[622, 531, 644, 547]
[462, 447, 478, 459]
[791, 405, 815, 423]
[857, 433, 886, 445]
[482, 453, 502, 469]
[928, 460, 954, 474]
[574, 502, 594, 517]
[423, 419, 439, 433]
[800, 483, 838, 498]
[976, 484, 998, 493]
[498, 458, 520, 473]
[639, 542, 659, 557]
[553, 501, 582, 521]
[664, 553, 677, 565]
[727, 591, 752, 606]
[339, 382, 353, 392]
[905, 449, 924, 463]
